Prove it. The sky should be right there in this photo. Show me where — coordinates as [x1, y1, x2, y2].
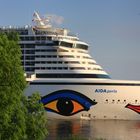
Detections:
[0, 0, 140, 80]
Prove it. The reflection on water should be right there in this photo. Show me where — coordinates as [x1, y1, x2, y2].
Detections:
[46, 119, 140, 140]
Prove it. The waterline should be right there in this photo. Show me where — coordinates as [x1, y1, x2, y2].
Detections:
[46, 119, 140, 140]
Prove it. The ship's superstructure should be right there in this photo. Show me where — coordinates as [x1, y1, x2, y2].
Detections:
[1, 12, 109, 80]
[1, 12, 140, 120]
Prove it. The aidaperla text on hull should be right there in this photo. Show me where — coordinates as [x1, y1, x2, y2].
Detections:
[95, 89, 117, 93]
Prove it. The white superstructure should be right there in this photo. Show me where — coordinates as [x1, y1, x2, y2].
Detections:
[1, 12, 140, 120]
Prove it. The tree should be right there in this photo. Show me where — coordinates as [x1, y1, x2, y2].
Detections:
[0, 32, 26, 140]
[23, 93, 48, 140]
[0, 32, 47, 140]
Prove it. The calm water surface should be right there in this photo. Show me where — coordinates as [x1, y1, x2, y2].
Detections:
[46, 119, 140, 140]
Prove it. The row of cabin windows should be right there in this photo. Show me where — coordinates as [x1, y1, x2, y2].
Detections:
[20, 44, 87, 54]
[35, 49, 73, 53]
[34, 55, 91, 59]
[21, 49, 87, 54]
[35, 74, 110, 79]
[54, 36, 78, 41]
[20, 44, 35, 48]
[77, 50, 87, 53]
[24, 67, 100, 71]
[15, 29, 28, 35]
[22, 55, 78, 60]
[21, 56, 35, 60]
[88, 62, 96, 65]
[21, 47, 92, 58]
[22, 62, 35, 66]
[34, 67, 102, 71]
[20, 42, 58, 48]
[20, 39, 64, 47]
[35, 43, 58, 46]
[35, 55, 74, 58]
[20, 41, 88, 50]
[35, 67, 85, 70]
[59, 41, 88, 50]
[21, 60, 96, 65]
[88, 68, 102, 71]
[78, 62, 97, 65]
[105, 99, 139, 104]
[21, 50, 35, 54]
[20, 36, 52, 41]
[20, 36, 76, 42]
[35, 61, 80, 64]
[22, 61, 79, 65]
[83, 56, 92, 59]
[21, 48, 88, 53]
[24, 67, 35, 71]
[36, 67, 68, 70]
[34, 30, 54, 35]
[21, 47, 86, 52]
[81, 114, 117, 119]
[21, 52, 93, 60]
[0, 29, 27, 35]
[38, 41, 57, 46]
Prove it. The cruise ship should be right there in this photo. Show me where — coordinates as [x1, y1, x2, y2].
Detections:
[1, 12, 140, 120]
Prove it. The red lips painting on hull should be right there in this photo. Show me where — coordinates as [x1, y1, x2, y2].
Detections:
[125, 104, 140, 114]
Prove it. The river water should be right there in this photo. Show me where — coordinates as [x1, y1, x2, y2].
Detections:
[46, 119, 140, 140]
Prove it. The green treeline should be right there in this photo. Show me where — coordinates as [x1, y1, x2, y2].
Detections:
[0, 32, 48, 140]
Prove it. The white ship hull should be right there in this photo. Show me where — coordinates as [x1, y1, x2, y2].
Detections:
[2, 12, 139, 120]
[25, 79, 140, 120]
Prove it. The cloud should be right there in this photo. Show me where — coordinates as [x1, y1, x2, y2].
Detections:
[45, 14, 64, 25]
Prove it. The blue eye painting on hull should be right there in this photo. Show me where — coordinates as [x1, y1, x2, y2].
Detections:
[41, 90, 97, 116]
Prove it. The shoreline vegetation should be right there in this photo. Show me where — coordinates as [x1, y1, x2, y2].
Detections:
[0, 32, 48, 140]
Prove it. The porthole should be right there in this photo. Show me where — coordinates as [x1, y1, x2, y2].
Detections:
[88, 114, 91, 117]
[117, 100, 120, 103]
[123, 100, 126, 103]
[105, 99, 108, 103]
